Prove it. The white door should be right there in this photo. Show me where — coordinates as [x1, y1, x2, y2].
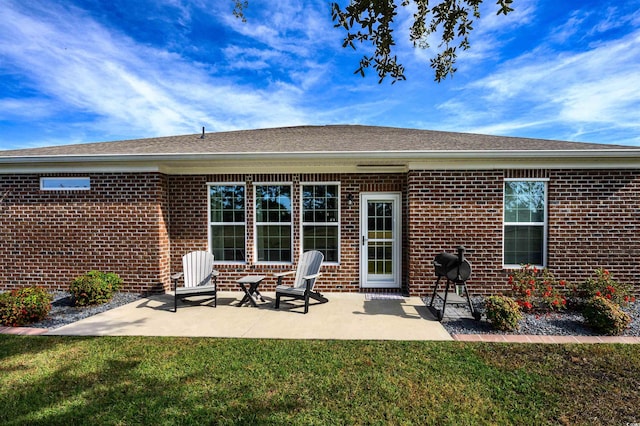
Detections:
[360, 193, 401, 289]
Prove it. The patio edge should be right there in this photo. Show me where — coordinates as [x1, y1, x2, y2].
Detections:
[0, 326, 49, 335]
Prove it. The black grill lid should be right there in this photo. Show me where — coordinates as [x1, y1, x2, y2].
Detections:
[433, 246, 471, 282]
[434, 252, 458, 276]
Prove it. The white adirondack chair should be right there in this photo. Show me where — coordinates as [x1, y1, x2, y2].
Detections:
[274, 250, 328, 314]
[171, 251, 218, 312]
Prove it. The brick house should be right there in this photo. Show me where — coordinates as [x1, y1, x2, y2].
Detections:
[1, 125, 639, 296]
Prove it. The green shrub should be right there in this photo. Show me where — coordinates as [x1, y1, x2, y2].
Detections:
[0, 286, 53, 327]
[572, 268, 635, 307]
[484, 295, 522, 332]
[70, 271, 123, 306]
[582, 295, 631, 336]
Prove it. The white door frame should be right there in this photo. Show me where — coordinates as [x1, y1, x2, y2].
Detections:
[359, 192, 402, 289]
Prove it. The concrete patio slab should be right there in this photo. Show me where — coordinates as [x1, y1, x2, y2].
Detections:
[44, 292, 453, 341]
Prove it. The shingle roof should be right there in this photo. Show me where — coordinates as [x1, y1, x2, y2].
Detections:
[1, 125, 636, 158]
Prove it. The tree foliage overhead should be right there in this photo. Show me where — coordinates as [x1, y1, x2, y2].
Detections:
[233, 0, 515, 83]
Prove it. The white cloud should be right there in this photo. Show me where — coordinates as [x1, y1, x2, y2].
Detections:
[396, 0, 537, 76]
[219, 0, 336, 59]
[0, 0, 332, 145]
[589, 6, 640, 35]
[2, 0, 639, 149]
[475, 0, 536, 32]
[548, 11, 587, 44]
[223, 46, 283, 70]
[0, 98, 56, 120]
[440, 28, 640, 142]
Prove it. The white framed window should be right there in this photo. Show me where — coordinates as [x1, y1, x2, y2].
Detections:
[254, 183, 292, 263]
[208, 183, 246, 263]
[503, 178, 548, 267]
[301, 183, 340, 263]
[40, 177, 90, 190]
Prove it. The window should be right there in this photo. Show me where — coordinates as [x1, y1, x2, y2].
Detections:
[208, 184, 246, 262]
[255, 184, 292, 262]
[302, 184, 339, 262]
[503, 179, 548, 266]
[40, 177, 90, 190]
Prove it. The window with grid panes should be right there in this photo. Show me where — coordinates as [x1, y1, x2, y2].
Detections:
[301, 184, 339, 262]
[208, 184, 246, 262]
[255, 184, 292, 262]
[503, 180, 547, 266]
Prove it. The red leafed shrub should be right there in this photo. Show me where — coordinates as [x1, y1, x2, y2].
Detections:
[0, 286, 53, 327]
[571, 268, 635, 307]
[508, 265, 567, 313]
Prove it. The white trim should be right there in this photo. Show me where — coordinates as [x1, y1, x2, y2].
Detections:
[40, 177, 90, 191]
[299, 182, 341, 265]
[3, 152, 640, 175]
[4, 149, 640, 163]
[360, 192, 402, 289]
[253, 183, 294, 264]
[2, 165, 161, 174]
[502, 179, 548, 268]
[3, 148, 640, 174]
[206, 183, 247, 265]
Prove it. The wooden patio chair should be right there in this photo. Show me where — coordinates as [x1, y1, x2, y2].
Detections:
[171, 251, 218, 312]
[274, 250, 328, 314]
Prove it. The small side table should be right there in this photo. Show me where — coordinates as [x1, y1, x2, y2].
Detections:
[237, 275, 267, 307]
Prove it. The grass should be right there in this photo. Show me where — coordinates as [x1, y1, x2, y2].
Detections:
[1, 337, 639, 425]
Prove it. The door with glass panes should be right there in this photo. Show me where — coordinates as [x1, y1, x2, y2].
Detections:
[360, 193, 401, 289]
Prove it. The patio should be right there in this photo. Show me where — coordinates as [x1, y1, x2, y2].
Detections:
[43, 292, 453, 340]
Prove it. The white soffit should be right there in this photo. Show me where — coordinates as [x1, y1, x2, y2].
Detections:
[1, 149, 640, 174]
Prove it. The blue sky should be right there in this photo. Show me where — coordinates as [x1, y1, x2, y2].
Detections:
[1, 0, 640, 150]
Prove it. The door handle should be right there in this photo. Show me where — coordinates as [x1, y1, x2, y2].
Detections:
[362, 235, 368, 246]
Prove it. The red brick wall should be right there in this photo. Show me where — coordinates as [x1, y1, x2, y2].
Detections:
[2, 169, 638, 297]
[407, 170, 504, 296]
[408, 169, 640, 296]
[547, 169, 640, 290]
[0, 173, 170, 293]
[168, 173, 407, 292]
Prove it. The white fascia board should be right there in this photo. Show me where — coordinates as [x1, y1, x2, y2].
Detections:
[407, 156, 640, 170]
[0, 163, 161, 174]
[3, 148, 640, 161]
[1, 149, 640, 173]
[0, 148, 639, 159]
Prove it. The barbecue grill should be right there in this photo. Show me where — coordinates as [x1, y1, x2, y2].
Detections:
[428, 246, 481, 321]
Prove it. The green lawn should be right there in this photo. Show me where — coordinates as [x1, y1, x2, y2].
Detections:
[1, 336, 638, 425]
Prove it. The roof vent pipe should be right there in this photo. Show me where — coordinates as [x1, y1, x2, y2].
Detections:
[200, 126, 205, 139]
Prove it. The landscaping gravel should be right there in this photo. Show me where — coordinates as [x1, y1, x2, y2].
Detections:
[433, 296, 640, 336]
[28, 291, 141, 329]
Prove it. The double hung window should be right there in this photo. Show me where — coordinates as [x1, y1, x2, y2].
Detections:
[503, 179, 548, 266]
[301, 184, 339, 262]
[208, 184, 246, 262]
[255, 184, 292, 262]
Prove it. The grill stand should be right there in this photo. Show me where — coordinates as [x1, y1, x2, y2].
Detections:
[429, 246, 481, 322]
[428, 276, 480, 322]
